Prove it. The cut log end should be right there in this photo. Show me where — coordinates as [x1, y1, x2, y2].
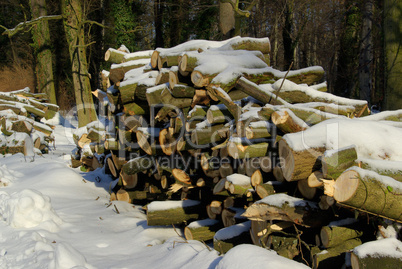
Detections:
[333, 170, 360, 202]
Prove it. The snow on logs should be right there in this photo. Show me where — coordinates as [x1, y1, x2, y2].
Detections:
[76, 37, 402, 264]
[0, 88, 57, 156]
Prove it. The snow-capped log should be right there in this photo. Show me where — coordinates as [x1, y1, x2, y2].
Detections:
[357, 158, 402, 182]
[118, 71, 158, 104]
[332, 167, 402, 221]
[242, 193, 328, 228]
[184, 218, 221, 242]
[271, 109, 308, 134]
[213, 221, 252, 254]
[270, 79, 369, 116]
[350, 238, 402, 269]
[104, 48, 127, 64]
[146, 200, 202, 226]
[109, 59, 151, 84]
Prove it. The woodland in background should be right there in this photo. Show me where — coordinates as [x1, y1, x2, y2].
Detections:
[0, 0, 400, 112]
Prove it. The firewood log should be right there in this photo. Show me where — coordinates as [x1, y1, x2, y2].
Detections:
[271, 109, 308, 133]
[146, 200, 202, 226]
[333, 167, 402, 221]
[278, 138, 326, 181]
[104, 48, 126, 64]
[213, 221, 252, 254]
[243, 193, 328, 228]
[350, 238, 402, 269]
[227, 137, 270, 159]
[321, 145, 358, 180]
[320, 224, 363, 249]
[312, 238, 362, 269]
[184, 219, 221, 241]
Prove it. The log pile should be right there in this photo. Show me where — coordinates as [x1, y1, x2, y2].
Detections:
[73, 36, 401, 268]
[0, 87, 58, 156]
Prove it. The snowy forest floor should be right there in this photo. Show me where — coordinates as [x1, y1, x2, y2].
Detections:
[0, 113, 310, 269]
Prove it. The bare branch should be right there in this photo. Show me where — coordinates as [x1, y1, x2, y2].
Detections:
[1, 15, 63, 38]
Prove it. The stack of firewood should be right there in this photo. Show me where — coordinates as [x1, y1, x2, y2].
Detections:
[72, 37, 402, 269]
[0, 88, 58, 155]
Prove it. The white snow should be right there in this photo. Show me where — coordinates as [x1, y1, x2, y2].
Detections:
[353, 238, 402, 259]
[283, 118, 402, 161]
[346, 166, 402, 192]
[147, 200, 200, 212]
[216, 244, 310, 269]
[188, 219, 219, 229]
[226, 173, 251, 186]
[214, 221, 251, 241]
[256, 193, 318, 208]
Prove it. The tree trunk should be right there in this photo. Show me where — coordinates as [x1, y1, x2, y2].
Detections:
[62, 0, 98, 127]
[359, 0, 373, 105]
[384, 0, 402, 110]
[30, 0, 57, 104]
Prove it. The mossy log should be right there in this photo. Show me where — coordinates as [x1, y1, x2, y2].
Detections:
[206, 104, 233, 124]
[320, 225, 363, 249]
[358, 158, 402, 182]
[190, 123, 228, 146]
[123, 101, 149, 116]
[350, 238, 402, 269]
[104, 48, 126, 64]
[321, 146, 358, 180]
[245, 121, 272, 140]
[227, 139, 269, 159]
[146, 200, 202, 226]
[312, 238, 362, 269]
[333, 167, 402, 221]
[184, 219, 221, 241]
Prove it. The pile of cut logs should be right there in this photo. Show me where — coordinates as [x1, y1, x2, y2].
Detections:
[0, 87, 58, 156]
[72, 37, 401, 269]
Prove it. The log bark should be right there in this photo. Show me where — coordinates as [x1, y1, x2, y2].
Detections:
[227, 139, 269, 159]
[320, 225, 363, 249]
[312, 238, 362, 269]
[333, 167, 402, 221]
[235, 77, 286, 105]
[321, 146, 358, 180]
[245, 121, 272, 140]
[184, 219, 221, 241]
[350, 241, 402, 269]
[190, 123, 228, 146]
[104, 48, 126, 64]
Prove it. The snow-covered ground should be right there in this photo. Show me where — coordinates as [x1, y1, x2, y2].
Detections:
[0, 114, 311, 268]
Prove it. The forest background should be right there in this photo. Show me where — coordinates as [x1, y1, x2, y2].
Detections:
[0, 0, 401, 114]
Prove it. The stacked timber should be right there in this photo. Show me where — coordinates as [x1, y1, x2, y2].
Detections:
[78, 36, 401, 267]
[0, 87, 58, 155]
